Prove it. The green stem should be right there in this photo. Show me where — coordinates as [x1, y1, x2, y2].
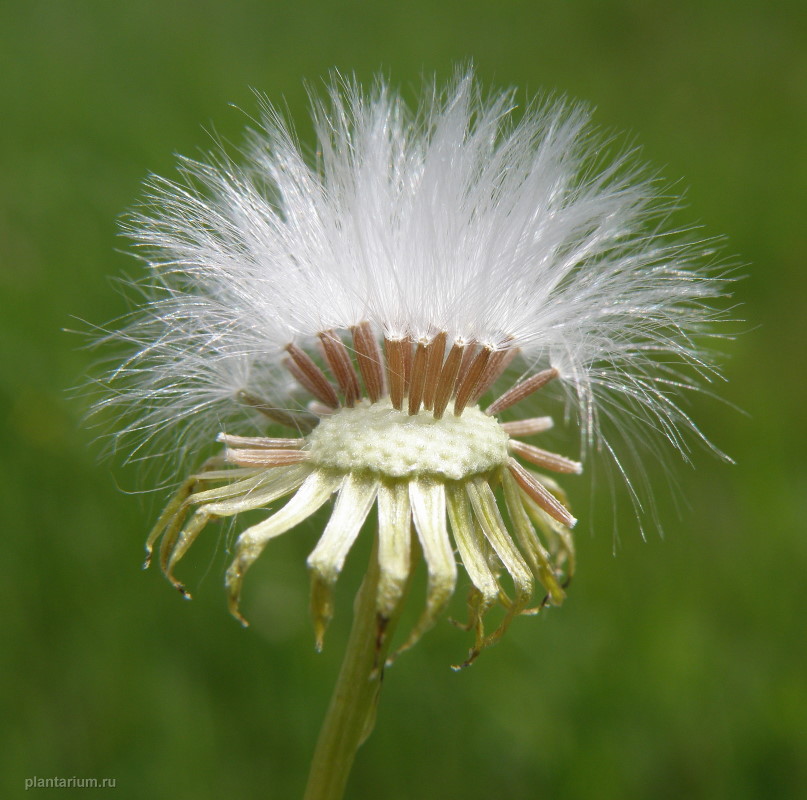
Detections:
[303, 540, 398, 800]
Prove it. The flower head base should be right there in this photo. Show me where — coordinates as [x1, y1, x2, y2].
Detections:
[146, 324, 576, 666]
[102, 70, 731, 666]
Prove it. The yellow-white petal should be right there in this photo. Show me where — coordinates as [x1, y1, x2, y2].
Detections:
[501, 466, 566, 605]
[308, 473, 380, 648]
[445, 482, 499, 607]
[392, 478, 456, 659]
[376, 480, 412, 619]
[226, 470, 344, 623]
[466, 478, 533, 603]
[167, 465, 312, 584]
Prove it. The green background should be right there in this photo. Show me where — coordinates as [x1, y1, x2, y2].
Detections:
[2, 1, 805, 798]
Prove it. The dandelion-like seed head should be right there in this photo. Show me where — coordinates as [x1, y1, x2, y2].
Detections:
[101, 70, 730, 667]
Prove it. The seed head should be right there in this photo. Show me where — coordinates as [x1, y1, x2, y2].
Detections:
[97, 69, 731, 665]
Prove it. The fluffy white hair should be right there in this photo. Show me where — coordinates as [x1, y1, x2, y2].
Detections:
[98, 69, 732, 498]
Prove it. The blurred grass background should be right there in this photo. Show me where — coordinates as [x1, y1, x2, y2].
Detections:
[1, 1, 805, 797]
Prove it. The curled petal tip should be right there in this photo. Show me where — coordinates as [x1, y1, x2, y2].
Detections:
[450, 649, 479, 671]
[175, 583, 192, 600]
[230, 607, 249, 628]
[226, 572, 248, 626]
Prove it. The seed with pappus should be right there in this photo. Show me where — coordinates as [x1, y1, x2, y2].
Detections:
[97, 70, 731, 668]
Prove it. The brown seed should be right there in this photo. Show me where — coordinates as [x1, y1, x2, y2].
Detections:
[319, 330, 361, 407]
[486, 368, 558, 416]
[285, 344, 340, 408]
